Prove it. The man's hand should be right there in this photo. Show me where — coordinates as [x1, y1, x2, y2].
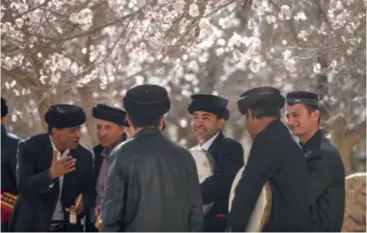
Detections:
[94, 204, 102, 217]
[50, 151, 76, 179]
[66, 198, 84, 216]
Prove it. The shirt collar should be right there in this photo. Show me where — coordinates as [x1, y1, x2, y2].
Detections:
[101, 148, 112, 158]
[198, 132, 220, 151]
[300, 129, 323, 154]
[49, 135, 70, 157]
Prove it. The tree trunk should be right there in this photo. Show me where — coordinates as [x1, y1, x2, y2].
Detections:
[325, 115, 366, 176]
[78, 86, 98, 145]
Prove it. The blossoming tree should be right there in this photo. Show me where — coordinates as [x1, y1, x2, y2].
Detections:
[1, 0, 365, 173]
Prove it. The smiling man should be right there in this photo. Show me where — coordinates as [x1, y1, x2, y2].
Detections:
[286, 91, 345, 231]
[9, 104, 94, 232]
[87, 104, 128, 231]
[188, 94, 244, 232]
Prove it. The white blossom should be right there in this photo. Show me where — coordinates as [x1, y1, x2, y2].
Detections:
[70, 62, 79, 75]
[294, 11, 307, 21]
[250, 57, 261, 73]
[284, 58, 295, 71]
[279, 5, 291, 20]
[189, 3, 199, 17]
[298, 30, 309, 41]
[313, 63, 321, 73]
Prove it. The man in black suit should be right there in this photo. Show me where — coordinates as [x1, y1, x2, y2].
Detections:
[87, 104, 128, 231]
[226, 87, 309, 231]
[188, 94, 244, 232]
[1, 97, 22, 232]
[286, 91, 345, 231]
[100, 84, 204, 231]
[9, 104, 94, 232]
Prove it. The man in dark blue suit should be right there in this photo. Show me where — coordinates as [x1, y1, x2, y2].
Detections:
[188, 94, 244, 232]
[286, 91, 345, 231]
[9, 104, 94, 232]
[1, 97, 22, 232]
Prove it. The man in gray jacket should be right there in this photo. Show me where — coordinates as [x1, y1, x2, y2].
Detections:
[100, 84, 204, 232]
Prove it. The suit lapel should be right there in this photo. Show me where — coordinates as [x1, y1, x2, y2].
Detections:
[41, 135, 61, 217]
[62, 149, 77, 196]
[95, 148, 104, 179]
[40, 134, 55, 171]
[207, 132, 224, 159]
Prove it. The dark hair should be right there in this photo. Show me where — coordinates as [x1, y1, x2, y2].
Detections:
[129, 114, 161, 128]
[47, 125, 63, 135]
[245, 105, 281, 119]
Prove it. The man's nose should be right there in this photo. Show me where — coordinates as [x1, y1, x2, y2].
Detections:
[75, 129, 81, 138]
[286, 117, 294, 126]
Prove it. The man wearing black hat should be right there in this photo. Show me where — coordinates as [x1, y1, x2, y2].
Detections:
[286, 91, 345, 231]
[1, 97, 22, 232]
[188, 94, 244, 232]
[86, 104, 128, 231]
[100, 84, 203, 231]
[226, 87, 309, 232]
[9, 104, 94, 232]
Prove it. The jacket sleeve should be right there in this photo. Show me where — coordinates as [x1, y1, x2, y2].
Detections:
[17, 140, 54, 194]
[226, 138, 275, 232]
[9, 139, 20, 193]
[100, 152, 125, 232]
[307, 153, 335, 205]
[307, 151, 344, 231]
[201, 141, 244, 204]
[81, 151, 94, 215]
[187, 156, 204, 231]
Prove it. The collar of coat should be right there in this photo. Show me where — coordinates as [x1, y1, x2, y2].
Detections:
[134, 127, 162, 138]
[1, 124, 6, 138]
[300, 129, 324, 154]
[206, 132, 224, 154]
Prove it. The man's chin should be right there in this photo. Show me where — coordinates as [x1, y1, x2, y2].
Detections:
[70, 142, 79, 149]
[289, 128, 302, 137]
[100, 142, 111, 148]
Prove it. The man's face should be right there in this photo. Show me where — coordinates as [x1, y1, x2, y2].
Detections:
[96, 119, 125, 148]
[54, 126, 82, 150]
[191, 111, 223, 143]
[286, 104, 319, 137]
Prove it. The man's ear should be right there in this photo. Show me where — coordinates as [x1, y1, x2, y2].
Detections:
[217, 118, 225, 129]
[311, 109, 320, 122]
[126, 114, 134, 128]
[158, 116, 164, 129]
[51, 127, 57, 136]
[247, 108, 254, 121]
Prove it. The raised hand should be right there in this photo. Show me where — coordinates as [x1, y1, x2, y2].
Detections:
[50, 151, 76, 179]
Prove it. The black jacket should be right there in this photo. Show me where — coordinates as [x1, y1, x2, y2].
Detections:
[302, 130, 345, 231]
[1, 125, 22, 195]
[201, 132, 244, 232]
[100, 128, 204, 232]
[227, 120, 309, 232]
[9, 134, 94, 232]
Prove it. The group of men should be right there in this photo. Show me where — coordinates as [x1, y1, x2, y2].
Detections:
[1, 84, 345, 232]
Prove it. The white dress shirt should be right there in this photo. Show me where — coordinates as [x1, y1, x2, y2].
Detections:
[192, 132, 220, 151]
[49, 135, 70, 221]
